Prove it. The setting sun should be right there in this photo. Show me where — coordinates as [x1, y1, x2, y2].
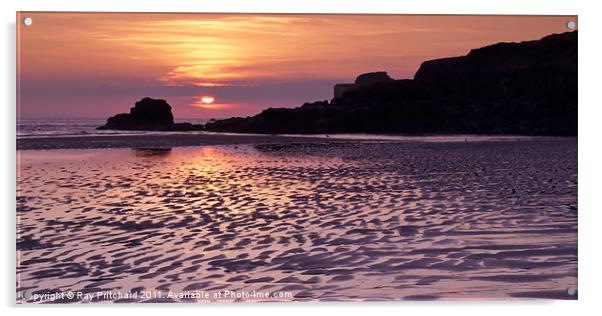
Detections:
[192, 95, 223, 109]
[200, 96, 215, 104]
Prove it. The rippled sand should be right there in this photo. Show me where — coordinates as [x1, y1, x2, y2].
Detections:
[16, 139, 578, 302]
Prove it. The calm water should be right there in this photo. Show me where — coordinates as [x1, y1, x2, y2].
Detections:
[17, 118, 210, 139]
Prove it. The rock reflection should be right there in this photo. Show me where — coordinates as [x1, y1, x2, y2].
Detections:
[132, 147, 172, 158]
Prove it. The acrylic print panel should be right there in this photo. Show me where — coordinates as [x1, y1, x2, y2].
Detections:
[16, 12, 578, 303]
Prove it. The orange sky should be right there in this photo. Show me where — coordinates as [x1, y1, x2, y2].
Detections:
[17, 13, 577, 118]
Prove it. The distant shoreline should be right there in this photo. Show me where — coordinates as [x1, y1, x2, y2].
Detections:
[16, 133, 573, 150]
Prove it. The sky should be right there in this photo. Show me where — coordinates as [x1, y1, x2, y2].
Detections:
[17, 13, 576, 119]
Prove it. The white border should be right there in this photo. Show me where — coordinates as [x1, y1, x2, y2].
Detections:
[2, 1, 600, 315]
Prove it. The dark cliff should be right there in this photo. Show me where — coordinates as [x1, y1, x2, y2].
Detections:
[205, 31, 578, 135]
[334, 71, 393, 98]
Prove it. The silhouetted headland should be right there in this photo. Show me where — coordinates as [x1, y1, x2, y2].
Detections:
[98, 97, 203, 131]
[98, 32, 576, 136]
[204, 31, 577, 136]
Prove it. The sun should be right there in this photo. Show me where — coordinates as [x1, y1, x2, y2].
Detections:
[193, 95, 224, 109]
[200, 96, 215, 104]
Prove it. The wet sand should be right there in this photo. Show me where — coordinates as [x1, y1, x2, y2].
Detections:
[16, 138, 577, 302]
[16, 133, 333, 150]
[16, 133, 556, 150]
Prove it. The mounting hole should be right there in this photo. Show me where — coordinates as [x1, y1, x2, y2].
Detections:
[566, 21, 576, 30]
[567, 287, 576, 296]
[23, 17, 33, 26]
[22, 290, 32, 299]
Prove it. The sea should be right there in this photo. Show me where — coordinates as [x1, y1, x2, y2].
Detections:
[16, 118, 210, 139]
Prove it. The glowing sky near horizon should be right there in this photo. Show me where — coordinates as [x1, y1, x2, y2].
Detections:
[17, 13, 576, 118]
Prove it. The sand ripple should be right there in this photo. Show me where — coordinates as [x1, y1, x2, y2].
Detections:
[16, 140, 577, 302]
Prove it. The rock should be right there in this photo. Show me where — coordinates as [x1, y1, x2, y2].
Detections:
[206, 31, 577, 136]
[413, 31, 577, 102]
[129, 97, 174, 125]
[333, 72, 393, 98]
[334, 83, 356, 98]
[354, 71, 393, 87]
[98, 97, 203, 131]
[99, 97, 173, 130]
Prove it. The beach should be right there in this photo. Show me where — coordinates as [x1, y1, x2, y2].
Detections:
[16, 132, 559, 150]
[16, 133, 348, 150]
[16, 137, 578, 302]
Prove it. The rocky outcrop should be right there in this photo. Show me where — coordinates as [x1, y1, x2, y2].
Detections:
[334, 71, 393, 98]
[334, 84, 356, 99]
[205, 31, 577, 136]
[355, 71, 393, 86]
[413, 31, 577, 102]
[98, 97, 203, 131]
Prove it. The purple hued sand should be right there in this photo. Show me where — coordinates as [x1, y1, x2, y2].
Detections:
[16, 136, 577, 302]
